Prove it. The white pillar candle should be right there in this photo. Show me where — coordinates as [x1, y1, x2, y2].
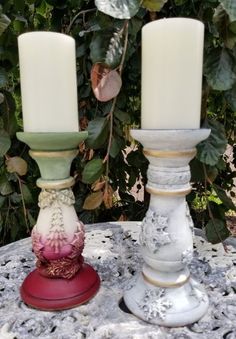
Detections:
[141, 18, 204, 129]
[18, 32, 79, 132]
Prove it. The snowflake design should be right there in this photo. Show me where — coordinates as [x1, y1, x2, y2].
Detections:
[182, 248, 194, 265]
[140, 210, 171, 253]
[138, 288, 173, 321]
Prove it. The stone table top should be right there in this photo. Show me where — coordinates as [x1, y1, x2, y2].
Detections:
[0, 221, 236, 339]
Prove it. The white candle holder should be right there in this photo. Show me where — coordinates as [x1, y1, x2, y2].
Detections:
[124, 129, 210, 327]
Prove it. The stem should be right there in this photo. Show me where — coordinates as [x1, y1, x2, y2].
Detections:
[105, 97, 117, 188]
[16, 174, 30, 234]
[104, 21, 129, 189]
[203, 164, 224, 245]
[119, 20, 129, 74]
[66, 8, 96, 33]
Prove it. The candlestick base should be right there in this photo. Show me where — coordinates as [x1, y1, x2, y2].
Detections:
[123, 129, 211, 327]
[20, 264, 100, 311]
[16, 131, 100, 311]
[124, 270, 208, 327]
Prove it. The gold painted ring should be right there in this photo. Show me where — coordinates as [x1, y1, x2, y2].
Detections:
[30, 149, 78, 158]
[142, 272, 190, 288]
[143, 148, 196, 158]
[146, 186, 192, 196]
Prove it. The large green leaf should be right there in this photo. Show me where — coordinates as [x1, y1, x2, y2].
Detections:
[213, 184, 236, 211]
[0, 130, 11, 156]
[0, 13, 11, 36]
[110, 136, 123, 158]
[142, 0, 168, 11]
[86, 117, 109, 149]
[82, 158, 104, 184]
[221, 0, 236, 22]
[90, 31, 123, 68]
[204, 48, 236, 91]
[95, 0, 140, 19]
[205, 218, 230, 244]
[0, 173, 13, 195]
[225, 83, 236, 110]
[197, 120, 227, 166]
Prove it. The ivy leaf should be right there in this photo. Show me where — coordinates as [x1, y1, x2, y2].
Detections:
[225, 83, 236, 110]
[197, 120, 227, 166]
[142, 0, 168, 11]
[0, 68, 8, 88]
[22, 183, 34, 204]
[213, 184, 236, 211]
[95, 0, 140, 19]
[0, 13, 11, 36]
[91, 63, 122, 102]
[90, 31, 123, 68]
[0, 173, 13, 195]
[82, 158, 104, 184]
[110, 136, 123, 158]
[220, 0, 236, 22]
[86, 117, 109, 149]
[0, 130, 11, 156]
[205, 218, 230, 244]
[6, 156, 28, 176]
[114, 109, 131, 124]
[83, 190, 103, 210]
[204, 48, 236, 91]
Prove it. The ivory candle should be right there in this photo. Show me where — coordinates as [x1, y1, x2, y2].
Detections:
[141, 18, 204, 129]
[18, 32, 79, 132]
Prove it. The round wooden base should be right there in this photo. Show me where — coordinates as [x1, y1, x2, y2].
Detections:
[20, 264, 100, 311]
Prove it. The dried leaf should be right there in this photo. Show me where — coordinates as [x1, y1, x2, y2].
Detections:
[6, 156, 28, 176]
[91, 179, 106, 191]
[103, 184, 114, 209]
[91, 63, 122, 102]
[83, 191, 103, 210]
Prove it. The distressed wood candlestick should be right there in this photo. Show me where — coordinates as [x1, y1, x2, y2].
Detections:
[124, 129, 210, 327]
[17, 132, 100, 311]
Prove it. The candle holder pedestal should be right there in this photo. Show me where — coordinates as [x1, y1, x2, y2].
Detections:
[124, 129, 210, 327]
[17, 132, 100, 311]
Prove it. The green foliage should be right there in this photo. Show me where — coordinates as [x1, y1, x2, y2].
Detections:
[95, 0, 140, 19]
[0, 0, 235, 245]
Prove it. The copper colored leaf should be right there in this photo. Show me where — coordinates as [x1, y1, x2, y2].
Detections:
[6, 156, 28, 176]
[83, 191, 103, 210]
[103, 184, 114, 209]
[91, 179, 106, 191]
[91, 63, 122, 102]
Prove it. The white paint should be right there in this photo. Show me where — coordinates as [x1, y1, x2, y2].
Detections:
[141, 18, 204, 129]
[18, 32, 79, 132]
[124, 129, 210, 326]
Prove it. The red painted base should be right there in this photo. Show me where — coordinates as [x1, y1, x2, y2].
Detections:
[20, 263, 100, 311]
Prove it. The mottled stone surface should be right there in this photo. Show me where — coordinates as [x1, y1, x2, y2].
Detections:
[0, 222, 236, 339]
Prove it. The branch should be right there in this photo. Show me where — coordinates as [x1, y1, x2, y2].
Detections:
[66, 8, 96, 33]
[104, 21, 129, 189]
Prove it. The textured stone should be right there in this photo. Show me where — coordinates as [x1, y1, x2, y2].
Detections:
[0, 222, 235, 338]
